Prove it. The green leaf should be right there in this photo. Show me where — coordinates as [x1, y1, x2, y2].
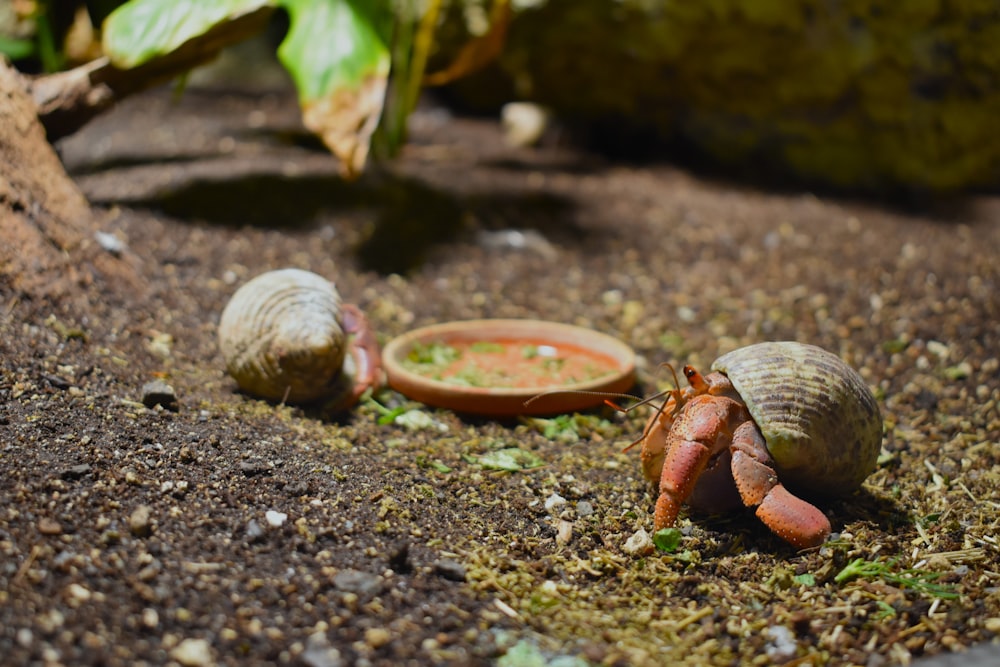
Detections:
[943, 363, 971, 380]
[276, 0, 391, 176]
[415, 456, 452, 473]
[532, 414, 580, 443]
[652, 527, 682, 552]
[0, 36, 36, 61]
[497, 639, 589, 667]
[475, 447, 545, 472]
[376, 406, 407, 425]
[392, 409, 445, 432]
[793, 573, 816, 586]
[874, 600, 896, 619]
[881, 338, 909, 354]
[834, 557, 959, 600]
[103, 0, 273, 68]
[277, 0, 389, 100]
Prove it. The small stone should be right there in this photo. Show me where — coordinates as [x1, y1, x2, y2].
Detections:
[622, 528, 655, 556]
[142, 608, 159, 628]
[245, 519, 264, 542]
[985, 617, 1000, 633]
[66, 583, 91, 604]
[141, 380, 179, 411]
[501, 102, 549, 148]
[240, 461, 271, 477]
[432, 559, 466, 582]
[265, 510, 287, 527]
[129, 505, 154, 537]
[926, 340, 949, 359]
[170, 637, 214, 667]
[556, 519, 573, 546]
[146, 331, 173, 359]
[61, 464, 92, 480]
[576, 501, 594, 517]
[544, 493, 567, 513]
[364, 627, 392, 649]
[38, 517, 63, 535]
[301, 632, 343, 667]
[332, 569, 383, 599]
[764, 625, 797, 660]
[94, 231, 126, 256]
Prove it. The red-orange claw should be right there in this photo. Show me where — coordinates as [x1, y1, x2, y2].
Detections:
[654, 493, 682, 530]
[755, 484, 831, 550]
[341, 303, 383, 402]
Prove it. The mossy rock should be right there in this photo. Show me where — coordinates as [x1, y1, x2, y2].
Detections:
[439, 0, 1000, 192]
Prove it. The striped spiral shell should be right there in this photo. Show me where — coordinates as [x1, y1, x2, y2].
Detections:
[711, 341, 882, 496]
[218, 269, 350, 404]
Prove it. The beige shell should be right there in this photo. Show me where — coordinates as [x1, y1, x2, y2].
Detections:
[711, 341, 882, 496]
[218, 269, 350, 404]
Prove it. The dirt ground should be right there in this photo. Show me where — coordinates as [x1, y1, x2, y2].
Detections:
[2, 80, 999, 667]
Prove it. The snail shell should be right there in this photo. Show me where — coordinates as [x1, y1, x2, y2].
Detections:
[218, 269, 351, 404]
[711, 341, 882, 496]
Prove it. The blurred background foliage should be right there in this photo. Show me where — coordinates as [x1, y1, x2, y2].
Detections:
[4, 0, 1000, 193]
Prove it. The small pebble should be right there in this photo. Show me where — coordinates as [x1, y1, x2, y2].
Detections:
[66, 583, 91, 603]
[544, 493, 567, 513]
[240, 461, 271, 477]
[141, 380, 179, 411]
[245, 519, 264, 542]
[332, 569, 383, 598]
[985, 617, 1000, 633]
[764, 625, 797, 660]
[432, 559, 467, 582]
[169, 637, 214, 667]
[556, 519, 573, 545]
[61, 464, 91, 480]
[265, 510, 287, 527]
[501, 102, 549, 147]
[622, 528, 655, 556]
[38, 517, 63, 535]
[364, 627, 392, 649]
[576, 501, 594, 517]
[301, 632, 343, 667]
[129, 505, 154, 537]
[94, 230, 126, 256]
[142, 608, 159, 628]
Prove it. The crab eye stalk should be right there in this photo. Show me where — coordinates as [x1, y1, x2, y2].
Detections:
[683, 365, 709, 393]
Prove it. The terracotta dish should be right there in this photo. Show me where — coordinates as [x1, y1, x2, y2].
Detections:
[382, 319, 637, 416]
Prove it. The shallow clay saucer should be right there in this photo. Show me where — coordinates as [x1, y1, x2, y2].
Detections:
[381, 319, 637, 416]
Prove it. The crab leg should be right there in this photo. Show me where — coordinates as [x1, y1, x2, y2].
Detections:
[340, 304, 383, 403]
[653, 395, 747, 529]
[637, 394, 680, 484]
[729, 421, 831, 549]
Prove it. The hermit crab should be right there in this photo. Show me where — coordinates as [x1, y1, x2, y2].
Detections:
[636, 341, 882, 549]
[217, 268, 381, 409]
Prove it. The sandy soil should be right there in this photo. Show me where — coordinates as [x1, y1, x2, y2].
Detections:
[1, 83, 999, 666]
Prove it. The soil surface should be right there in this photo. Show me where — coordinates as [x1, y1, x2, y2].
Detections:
[2, 80, 999, 667]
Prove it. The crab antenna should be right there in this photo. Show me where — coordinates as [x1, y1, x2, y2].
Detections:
[620, 361, 687, 452]
[523, 389, 640, 409]
[663, 362, 684, 394]
[604, 361, 684, 414]
[603, 387, 671, 413]
[621, 395, 670, 452]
